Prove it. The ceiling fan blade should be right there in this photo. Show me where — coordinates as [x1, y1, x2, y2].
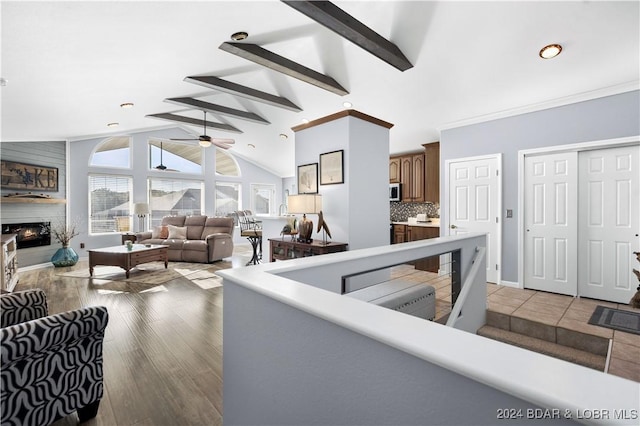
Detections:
[170, 138, 199, 141]
[213, 141, 233, 149]
[212, 138, 235, 144]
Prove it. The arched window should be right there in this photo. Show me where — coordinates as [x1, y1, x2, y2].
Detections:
[90, 136, 131, 168]
[216, 148, 240, 176]
[149, 139, 202, 174]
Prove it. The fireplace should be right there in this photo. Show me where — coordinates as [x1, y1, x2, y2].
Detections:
[2, 222, 51, 249]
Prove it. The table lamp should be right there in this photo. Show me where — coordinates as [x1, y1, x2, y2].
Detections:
[133, 202, 149, 233]
[287, 194, 322, 243]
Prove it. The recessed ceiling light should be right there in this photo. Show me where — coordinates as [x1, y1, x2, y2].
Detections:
[120, 102, 134, 108]
[539, 44, 562, 59]
[0, 78, 7, 87]
[231, 31, 248, 41]
[107, 122, 119, 127]
[279, 133, 288, 140]
[301, 118, 309, 124]
[248, 143, 256, 148]
[343, 101, 353, 108]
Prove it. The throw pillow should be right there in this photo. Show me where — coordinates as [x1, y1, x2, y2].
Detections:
[151, 225, 169, 239]
[167, 224, 187, 240]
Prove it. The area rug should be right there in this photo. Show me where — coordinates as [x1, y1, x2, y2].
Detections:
[59, 261, 226, 289]
[588, 305, 640, 335]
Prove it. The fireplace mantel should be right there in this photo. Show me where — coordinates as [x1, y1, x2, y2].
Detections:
[1, 197, 66, 204]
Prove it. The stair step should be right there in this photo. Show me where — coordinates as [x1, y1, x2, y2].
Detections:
[486, 309, 610, 356]
[477, 325, 607, 371]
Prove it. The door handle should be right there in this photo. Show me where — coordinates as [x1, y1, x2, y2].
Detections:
[450, 224, 457, 229]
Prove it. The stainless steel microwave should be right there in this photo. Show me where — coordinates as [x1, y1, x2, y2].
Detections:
[389, 183, 401, 201]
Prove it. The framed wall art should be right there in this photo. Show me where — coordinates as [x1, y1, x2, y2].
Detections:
[1, 160, 59, 192]
[319, 149, 344, 185]
[297, 163, 318, 194]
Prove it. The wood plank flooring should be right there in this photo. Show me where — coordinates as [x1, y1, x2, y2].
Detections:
[12, 250, 250, 426]
[10, 246, 638, 424]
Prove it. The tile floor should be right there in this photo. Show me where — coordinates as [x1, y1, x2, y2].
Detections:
[388, 264, 640, 382]
[487, 283, 640, 382]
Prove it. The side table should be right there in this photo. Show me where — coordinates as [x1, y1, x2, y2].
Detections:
[269, 238, 348, 262]
[121, 233, 137, 245]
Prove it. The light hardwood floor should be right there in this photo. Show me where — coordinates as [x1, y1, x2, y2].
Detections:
[14, 250, 252, 426]
[12, 246, 639, 425]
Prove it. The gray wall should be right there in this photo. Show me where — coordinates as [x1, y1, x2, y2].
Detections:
[440, 90, 640, 282]
[1, 141, 67, 266]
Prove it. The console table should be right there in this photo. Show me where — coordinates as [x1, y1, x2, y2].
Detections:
[269, 238, 347, 262]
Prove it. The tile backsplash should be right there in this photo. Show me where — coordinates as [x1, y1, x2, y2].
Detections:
[390, 202, 439, 222]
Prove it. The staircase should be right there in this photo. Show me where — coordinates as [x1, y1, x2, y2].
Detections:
[477, 310, 610, 371]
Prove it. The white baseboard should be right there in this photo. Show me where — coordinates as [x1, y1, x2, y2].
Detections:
[499, 280, 521, 289]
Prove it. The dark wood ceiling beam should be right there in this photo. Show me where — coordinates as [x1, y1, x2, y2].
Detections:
[145, 113, 243, 134]
[184, 75, 302, 112]
[219, 42, 349, 96]
[165, 97, 270, 124]
[281, 0, 413, 72]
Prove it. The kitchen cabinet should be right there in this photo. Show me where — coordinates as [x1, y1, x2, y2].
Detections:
[400, 153, 425, 202]
[389, 157, 401, 183]
[392, 224, 407, 244]
[407, 225, 439, 272]
[422, 142, 440, 202]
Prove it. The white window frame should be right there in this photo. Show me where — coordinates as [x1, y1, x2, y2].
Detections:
[88, 174, 133, 235]
[148, 178, 204, 227]
[250, 183, 276, 216]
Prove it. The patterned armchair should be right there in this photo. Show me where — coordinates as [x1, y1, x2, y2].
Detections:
[1, 289, 109, 425]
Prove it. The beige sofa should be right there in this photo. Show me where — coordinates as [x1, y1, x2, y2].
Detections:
[135, 215, 234, 263]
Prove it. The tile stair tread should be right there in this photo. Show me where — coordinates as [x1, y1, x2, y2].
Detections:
[477, 325, 607, 371]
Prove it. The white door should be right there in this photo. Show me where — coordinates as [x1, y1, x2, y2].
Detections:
[578, 146, 640, 303]
[524, 152, 578, 295]
[448, 155, 500, 283]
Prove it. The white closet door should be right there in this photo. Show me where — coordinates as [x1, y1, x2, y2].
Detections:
[524, 152, 578, 295]
[578, 145, 640, 303]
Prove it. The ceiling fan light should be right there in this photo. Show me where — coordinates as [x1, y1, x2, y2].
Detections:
[199, 140, 212, 148]
[539, 44, 562, 59]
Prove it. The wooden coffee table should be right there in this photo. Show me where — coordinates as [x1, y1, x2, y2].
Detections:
[88, 244, 168, 278]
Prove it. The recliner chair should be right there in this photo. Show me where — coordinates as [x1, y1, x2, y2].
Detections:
[1, 289, 109, 425]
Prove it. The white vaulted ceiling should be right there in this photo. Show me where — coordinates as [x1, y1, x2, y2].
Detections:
[1, 1, 638, 177]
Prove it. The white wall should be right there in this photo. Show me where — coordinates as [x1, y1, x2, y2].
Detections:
[293, 113, 390, 251]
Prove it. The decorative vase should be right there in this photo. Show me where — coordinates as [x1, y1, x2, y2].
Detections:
[51, 246, 79, 267]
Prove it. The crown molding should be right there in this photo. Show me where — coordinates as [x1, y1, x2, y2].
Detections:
[438, 81, 640, 132]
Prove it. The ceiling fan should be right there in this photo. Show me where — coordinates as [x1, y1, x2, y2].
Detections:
[171, 111, 235, 149]
[155, 141, 168, 170]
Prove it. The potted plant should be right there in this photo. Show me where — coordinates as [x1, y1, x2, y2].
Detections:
[49, 218, 80, 267]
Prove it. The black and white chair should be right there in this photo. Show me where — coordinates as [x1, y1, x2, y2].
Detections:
[235, 210, 262, 265]
[1, 289, 109, 425]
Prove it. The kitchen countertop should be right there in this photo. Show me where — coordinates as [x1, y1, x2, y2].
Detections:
[392, 219, 440, 228]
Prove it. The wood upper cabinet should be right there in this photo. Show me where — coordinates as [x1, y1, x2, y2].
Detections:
[389, 157, 401, 183]
[400, 153, 425, 202]
[423, 142, 440, 202]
